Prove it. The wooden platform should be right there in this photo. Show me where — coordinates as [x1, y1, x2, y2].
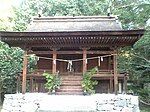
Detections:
[17, 70, 127, 94]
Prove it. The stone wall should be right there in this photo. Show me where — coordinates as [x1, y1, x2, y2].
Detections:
[94, 94, 139, 112]
[2, 93, 139, 112]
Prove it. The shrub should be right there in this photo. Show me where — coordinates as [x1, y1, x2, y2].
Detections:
[82, 67, 98, 94]
[43, 73, 61, 94]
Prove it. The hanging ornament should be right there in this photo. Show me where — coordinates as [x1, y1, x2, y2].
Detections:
[98, 57, 101, 66]
[67, 60, 73, 71]
[53, 59, 56, 64]
[67, 61, 69, 70]
[101, 57, 104, 61]
[85, 59, 87, 64]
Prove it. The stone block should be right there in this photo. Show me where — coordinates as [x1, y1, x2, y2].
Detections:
[121, 107, 133, 112]
[114, 99, 126, 107]
[1, 93, 140, 112]
[97, 104, 114, 111]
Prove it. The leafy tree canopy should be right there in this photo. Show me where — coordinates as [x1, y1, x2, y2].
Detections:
[12, 0, 150, 31]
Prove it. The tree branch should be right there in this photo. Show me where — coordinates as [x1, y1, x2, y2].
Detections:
[132, 54, 150, 63]
[116, 3, 150, 9]
[140, 99, 150, 106]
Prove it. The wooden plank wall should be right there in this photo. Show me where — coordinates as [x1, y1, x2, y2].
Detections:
[36, 54, 113, 73]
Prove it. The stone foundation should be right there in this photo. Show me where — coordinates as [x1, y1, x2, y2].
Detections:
[2, 93, 139, 112]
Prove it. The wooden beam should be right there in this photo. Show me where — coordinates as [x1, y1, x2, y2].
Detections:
[0, 30, 145, 37]
[28, 44, 89, 48]
[22, 51, 28, 94]
[113, 53, 118, 95]
[108, 56, 112, 70]
[52, 50, 57, 74]
[29, 50, 115, 55]
[83, 49, 87, 73]
[26, 43, 130, 48]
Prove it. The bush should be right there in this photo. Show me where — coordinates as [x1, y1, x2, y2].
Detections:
[43, 73, 61, 94]
[82, 67, 98, 94]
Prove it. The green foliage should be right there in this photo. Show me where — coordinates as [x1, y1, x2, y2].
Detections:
[118, 27, 150, 102]
[138, 88, 150, 103]
[130, 28, 150, 102]
[0, 76, 5, 104]
[12, 0, 150, 31]
[140, 104, 150, 112]
[12, 0, 108, 31]
[82, 67, 98, 94]
[0, 42, 23, 93]
[113, 0, 150, 29]
[43, 73, 61, 93]
[0, 76, 4, 93]
[0, 42, 38, 94]
[118, 47, 133, 73]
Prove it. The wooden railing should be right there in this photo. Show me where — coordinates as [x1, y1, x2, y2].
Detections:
[26, 69, 125, 77]
[29, 69, 52, 76]
[93, 70, 113, 77]
[93, 70, 125, 78]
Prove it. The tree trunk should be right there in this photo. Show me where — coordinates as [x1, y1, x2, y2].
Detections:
[0, 93, 2, 105]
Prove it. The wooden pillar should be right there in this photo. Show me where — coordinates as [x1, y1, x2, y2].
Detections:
[109, 77, 113, 93]
[123, 73, 127, 94]
[16, 76, 20, 93]
[30, 77, 34, 92]
[113, 54, 118, 95]
[52, 50, 57, 74]
[22, 51, 28, 94]
[83, 49, 87, 73]
[108, 56, 111, 70]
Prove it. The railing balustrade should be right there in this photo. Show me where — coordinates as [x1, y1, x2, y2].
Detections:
[21, 69, 125, 78]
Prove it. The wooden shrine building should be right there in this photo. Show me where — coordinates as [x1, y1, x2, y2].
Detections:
[0, 16, 144, 95]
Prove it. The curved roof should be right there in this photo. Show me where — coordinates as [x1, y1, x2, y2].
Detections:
[0, 16, 144, 51]
[27, 16, 122, 32]
[0, 30, 144, 50]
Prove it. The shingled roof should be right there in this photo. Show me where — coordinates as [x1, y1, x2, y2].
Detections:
[27, 16, 122, 32]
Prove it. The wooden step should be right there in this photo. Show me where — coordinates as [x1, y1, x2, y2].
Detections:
[57, 88, 83, 92]
[61, 81, 82, 86]
[61, 75, 82, 78]
[60, 85, 82, 89]
[56, 92, 83, 95]
[61, 76, 82, 80]
[58, 75, 83, 95]
[62, 80, 82, 83]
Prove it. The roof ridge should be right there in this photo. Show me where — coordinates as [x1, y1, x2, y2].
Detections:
[32, 19, 117, 22]
[32, 16, 118, 21]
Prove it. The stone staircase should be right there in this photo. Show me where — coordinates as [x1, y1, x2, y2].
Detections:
[56, 75, 83, 95]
